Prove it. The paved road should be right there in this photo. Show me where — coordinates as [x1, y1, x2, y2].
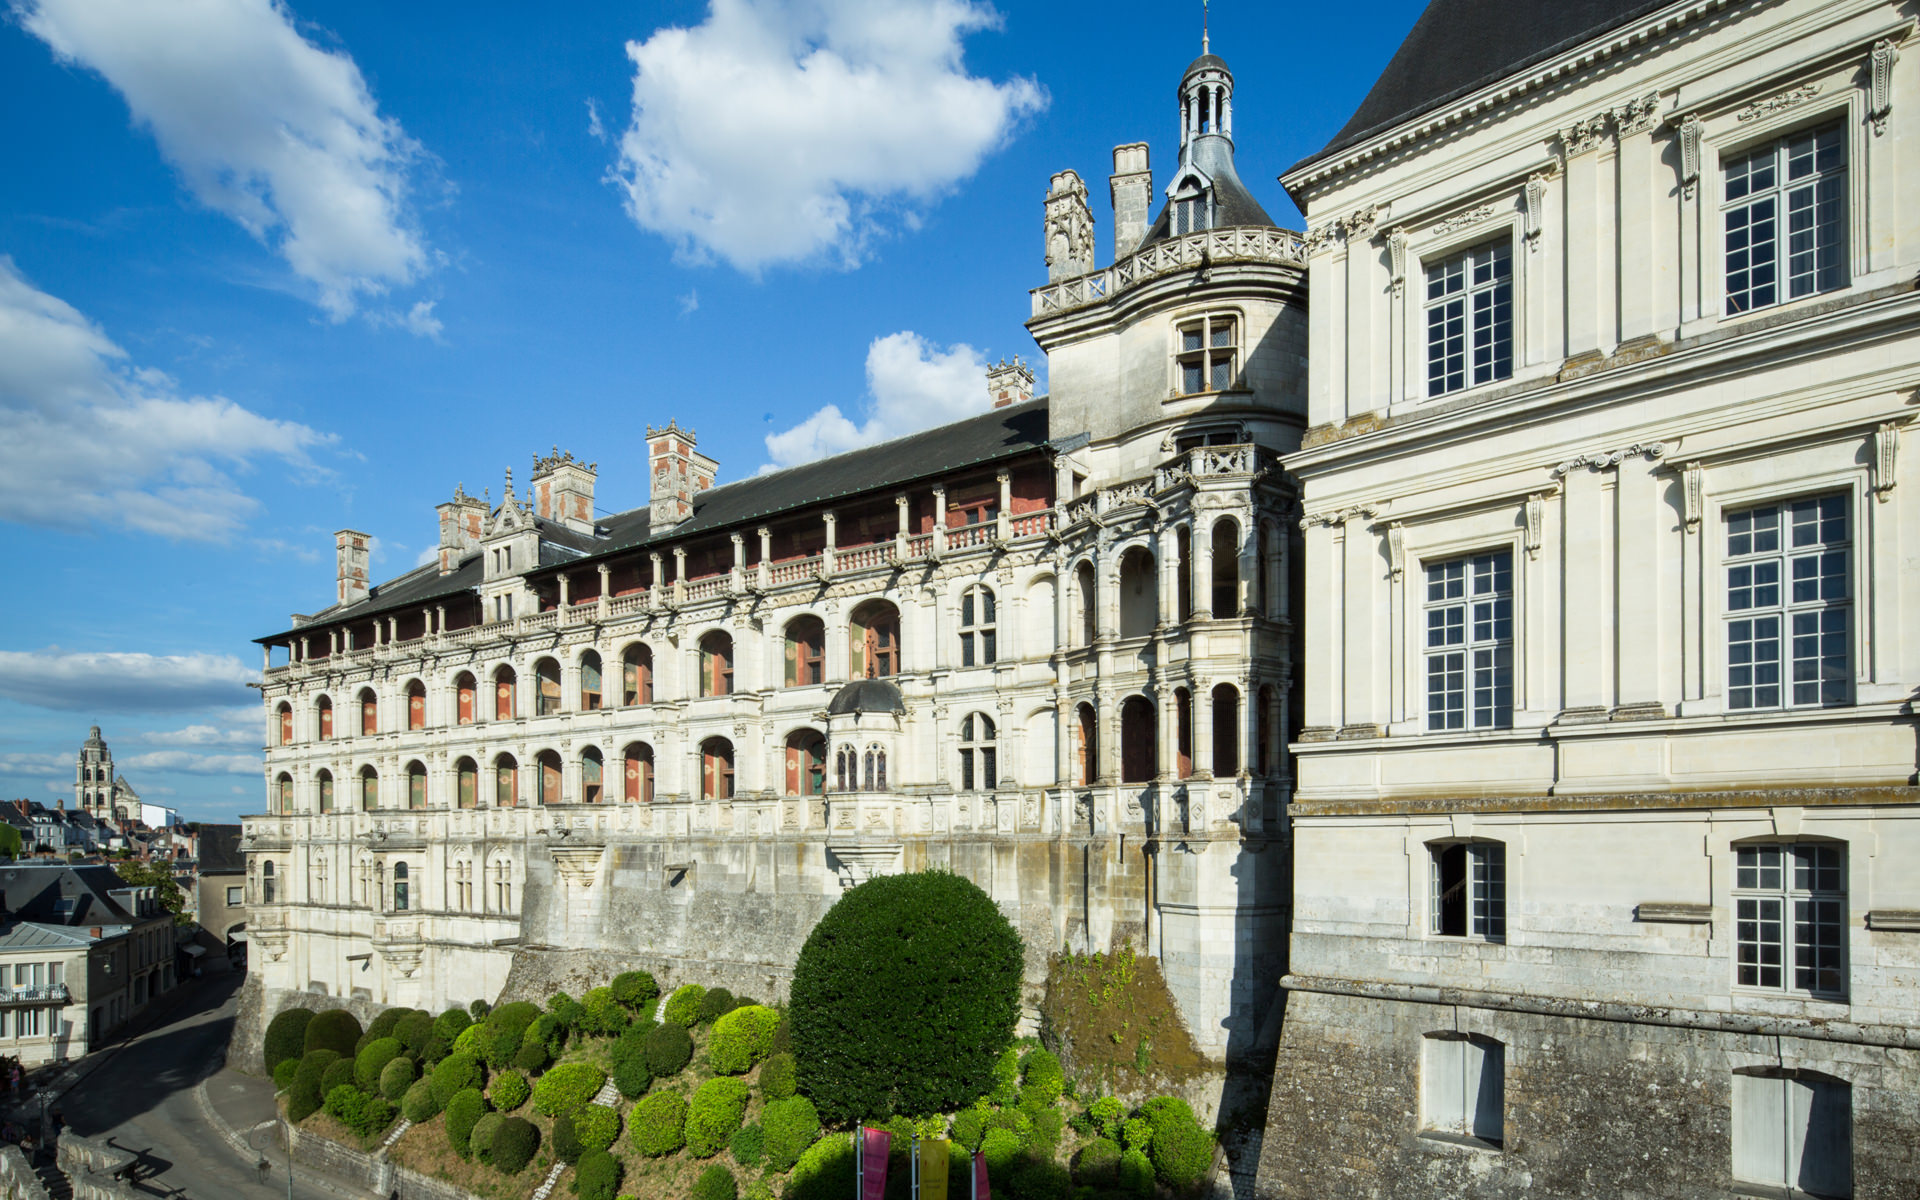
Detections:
[40, 971, 345, 1200]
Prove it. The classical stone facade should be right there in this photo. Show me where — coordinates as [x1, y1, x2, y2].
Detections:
[239, 50, 1306, 1090]
[1261, 1, 1920, 1197]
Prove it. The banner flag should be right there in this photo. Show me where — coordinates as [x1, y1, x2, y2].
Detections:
[972, 1149, 991, 1200]
[919, 1138, 950, 1200]
[860, 1127, 892, 1200]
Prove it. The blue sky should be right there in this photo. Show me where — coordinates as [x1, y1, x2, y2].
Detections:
[0, 0, 1425, 822]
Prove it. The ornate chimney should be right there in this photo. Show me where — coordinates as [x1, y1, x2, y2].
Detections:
[1043, 170, 1095, 283]
[987, 358, 1036, 409]
[647, 422, 718, 534]
[334, 530, 370, 605]
[434, 486, 488, 576]
[1109, 143, 1152, 258]
[531, 448, 598, 536]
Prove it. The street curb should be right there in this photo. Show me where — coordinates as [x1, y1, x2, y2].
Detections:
[191, 1061, 368, 1200]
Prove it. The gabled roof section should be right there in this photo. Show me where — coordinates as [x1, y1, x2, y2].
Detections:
[198, 824, 245, 875]
[1290, 0, 1685, 179]
[0, 863, 141, 927]
[1139, 168, 1276, 248]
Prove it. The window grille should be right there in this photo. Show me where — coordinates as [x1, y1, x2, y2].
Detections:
[1726, 494, 1850, 710]
[1735, 843, 1846, 997]
[1175, 313, 1238, 395]
[1725, 123, 1846, 313]
[1425, 550, 1513, 730]
[1425, 241, 1512, 396]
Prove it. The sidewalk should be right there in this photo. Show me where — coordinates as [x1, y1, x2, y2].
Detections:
[195, 1060, 368, 1199]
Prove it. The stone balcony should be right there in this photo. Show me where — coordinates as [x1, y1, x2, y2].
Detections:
[1030, 227, 1307, 318]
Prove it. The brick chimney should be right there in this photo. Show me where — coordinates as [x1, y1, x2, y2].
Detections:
[987, 357, 1036, 409]
[1110, 142, 1152, 258]
[646, 422, 718, 533]
[530, 448, 598, 535]
[434, 485, 488, 576]
[334, 530, 371, 605]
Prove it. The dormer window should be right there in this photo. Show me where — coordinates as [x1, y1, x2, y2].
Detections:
[1176, 312, 1238, 394]
[1174, 189, 1211, 235]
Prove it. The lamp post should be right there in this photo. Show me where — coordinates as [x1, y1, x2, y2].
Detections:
[249, 1110, 296, 1200]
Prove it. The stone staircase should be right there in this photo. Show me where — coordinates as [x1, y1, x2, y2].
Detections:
[529, 1160, 566, 1200]
[380, 1118, 412, 1150]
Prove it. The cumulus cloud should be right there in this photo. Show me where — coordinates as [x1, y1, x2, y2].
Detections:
[135, 719, 259, 749]
[0, 257, 333, 540]
[117, 750, 259, 775]
[612, 0, 1044, 270]
[0, 648, 257, 714]
[15, 0, 434, 319]
[764, 330, 986, 469]
[0, 753, 69, 778]
[368, 300, 443, 339]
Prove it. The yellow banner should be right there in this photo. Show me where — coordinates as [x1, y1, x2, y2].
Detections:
[919, 1138, 950, 1200]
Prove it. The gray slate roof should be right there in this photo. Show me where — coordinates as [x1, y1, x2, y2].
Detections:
[1140, 169, 1277, 248]
[0, 863, 141, 927]
[198, 824, 245, 875]
[1291, 0, 1684, 177]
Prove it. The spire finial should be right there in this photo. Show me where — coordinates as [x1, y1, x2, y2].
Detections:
[1202, 0, 1209, 53]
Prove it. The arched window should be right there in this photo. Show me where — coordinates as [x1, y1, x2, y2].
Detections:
[1074, 562, 1097, 647]
[579, 651, 603, 711]
[453, 860, 472, 911]
[836, 745, 855, 792]
[317, 696, 333, 740]
[456, 758, 478, 809]
[489, 856, 513, 913]
[1212, 518, 1241, 617]
[392, 862, 410, 912]
[260, 860, 275, 905]
[1074, 702, 1097, 786]
[581, 747, 604, 804]
[862, 745, 888, 792]
[1212, 683, 1240, 776]
[277, 703, 293, 747]
[358, 688, 378, 736]
[785, 731, 826, 796]
[701, 738, 735, 800]
[849, 601, 900, 678]
[537, 749, 563, 804]
[960, 714, 997, 791]
[699, 632, 734, 697]
[1119, 547, 1157, 638]
[493, 666, 517, 720]
[454, 672, 477, 725]
[494, 754, 519, 808]
[1175, 688, 1194, 778]
[406, 680, 426, 730]
[622, 743, 655, 803]
[1120, 696, 1156, 782]
[785, 617, 826, 687]
[316, 770, 334, 814]
[622, 644, 653, 705]
[407, 761, 427, 810]
[275, 773, 292, 814]
[960, 587, 997, 666]
[359, 765, 379, 811]
[534, 658, 563, 717]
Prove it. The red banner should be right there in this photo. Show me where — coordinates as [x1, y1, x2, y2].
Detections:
[860, 1127, 892, 1200]
[973, 1149, 991, 1200]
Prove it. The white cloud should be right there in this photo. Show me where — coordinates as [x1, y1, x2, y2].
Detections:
[118, 750, 259, 775]
[368, 300, 443, 339]
[135, 722, 258, 749]
[764, 330, 986, 469]
[0, 753, 69, 778]
[612, 0, 1044, 270]
[0, 648, 257, 714]
[586, 98, 608, 144]
[0, 258, 333, 540]
[16, 0, 434, 319]
[677, 289, 699, 315]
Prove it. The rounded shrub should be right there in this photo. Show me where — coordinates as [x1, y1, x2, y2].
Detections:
[1143, 1098, 1213, 1191]
[272, 1058, 299, 1092]
[744, 1180, 774, 1200]
[610, 970, 658, 1012]
[573, 1148, 621, 1200]
[789, 872, 1021, 1124]
[483, 1001, 542, 1068]
[364, 1007, 409, 1043]
[629, 1089, 687, 1157]
[533, 1062, 606, 1117]
[1117, 1148, 1154, 1198]
[430, 1052, 486, 1108]
[980, 1128, 1022, 1178]
[612, 1054, 650, 1100]
[1020, 1049, 1064, 1105]
[422, 1034, 450, 1067]
[1031, 1108, 1065, 1155]
[988, 1048, 1020, 1106]
[1011, 1158, 1072, 1200]
[1121, 1117, 1152, 1153]
[355, 1036, 405, 1088]
[575, 1103, 620, 1154]
[394, 1011, 435, 1058]
[758, 1051, 796, 1100]
[550, 993, 588, 1033]
[452, 1024, 484, 1057]
[784, 1132, 855, 1200]
[469, 997, 491, 1018]
[950, 1106, 987, 1152]
[379, 1056, 417, 1101]
[985, 1106, 1033, 1147]
[696, 986, 736, 1024]
[490, 1116, 539, 1175]
[324, 1084, 395, 1138]
[469, 1112, 506, 1164]
[434, 1006, 472, 1043]
[552, 1110, 584, 1165]
[644, 1022, 693, 1076]
[320, 1058, 356, 1098]
[489, 1069, 530, 1111]
[1073, 1138, 1122, 1188]
[401, 1078, 440, 1123]
[690, 1163, 737, 1200]
[446, 1087, 489, 1158]
[302, 1009, 363, 1058]
[663, 983, 706, 1027]
[707, 1005, 779, 1074]
[760, 1095, 820, 1172]
[514, 1040, 551, 1074]
[1089, 1096, 1125, 1138]
[264, 1008, 314, 1073]
[686, 1076, 750, 1157]
[582, 987, 628, 1036]
[730, 1123, 764, 1169]
[528, 1013, 568, 1058]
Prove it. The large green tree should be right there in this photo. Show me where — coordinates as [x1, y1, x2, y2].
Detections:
[112, 860, 189, 924]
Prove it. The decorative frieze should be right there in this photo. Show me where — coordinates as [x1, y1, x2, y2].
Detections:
[1872, 39, 1900, 135]
[1611, 93, 1661, 136]
[1736, 82, 1822, 123]
[1299, 505, 1378, 530]
[1428, 205, 1497, 238]
[1552, 442, 1668, 476]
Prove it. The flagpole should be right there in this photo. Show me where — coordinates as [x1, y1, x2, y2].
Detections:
[911, 1133, 920, 1200]
[855, 1124, 863, 1200]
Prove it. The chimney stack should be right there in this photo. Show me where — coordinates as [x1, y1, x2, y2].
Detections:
[646, 422, 718, 534]
[334, 530, 371, 605]
[530, 448, 598, 536]
[987, 357, 1036, 409]
[435, 485, 489, 576]
[1043, 170, 1096, 283]
[1110, 143, 1152, 258]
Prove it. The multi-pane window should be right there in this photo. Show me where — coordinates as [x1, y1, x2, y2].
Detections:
[1175, 313, 1238, 395]
[960, 587, 997, 667]
[1425, 551, 1513, 730]
[1426, 240, 1512, 396]
[960, 713, 998, 792]
[1735, 843, 1846, 997]
[1725, 123, 1847, 314]
[1725, 494, 1851, 710]
[1430, 842, 1506, 942]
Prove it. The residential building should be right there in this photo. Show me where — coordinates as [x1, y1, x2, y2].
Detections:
[194, 824, 246, 965]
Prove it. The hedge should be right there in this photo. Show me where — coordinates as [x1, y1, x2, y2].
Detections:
[663, 984, 705, 1027]
[730, 1123, 764, 1169]
[324, 1085, 394, 1138]
[469, 1112, 506, 1164]
[430, 1052, 486, 1108]
[744, 1180, 775, 1200]
[433, 1007, 472, 1043]
[760, 1095, 820, 1172]
[514, 1041, 551, 1073]
[401, 1078, 440, 1123]
[980, 1128, 1023, 1177]
[696, 987, 735, 1024]
[302, 1010, 363, 1059]
[690, 1164, 738, 1200]
[491, 1116, 539, 1174]
[611, 1054, 650, 1100]
[533, 1062, 605, 1117]
[489, 1069, 530, 1111]
[1021, 1050, 1065, 1105]
[707, 1005, 778, 1074]
[379, 1056, 417, 1101]
[1117, 1147, 1155, 1197]
[988, 1048, 1020, 1106]
[784, 1132, 855, 1200]
[582, 987, 627, 1036]
[644, 1023, 693, 1076]
[686, 1076, 750, 1157]
[1011, 1158, 1072, 1200]
[483, 1001, 542, 1068]
[575, 1103, 621, 1155]
[272, 1059, 299, 1092]
[573, 1148, 621, 1200]
[758, 1052, 795, 1100]
[610, 970, 658, 1012]
[264, 1008, 313, 1073]
[319, 1059, 355, 1101]
[395, 1011, 435, 1058]
[355, 1037, 405, 1088]
[446, 1088, 488, 1158]
[629, 1090, 687, 1157]
[1073, 1138, 1122, 1187]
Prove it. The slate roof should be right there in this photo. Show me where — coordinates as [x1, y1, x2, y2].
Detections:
[0, 863, 142, 927]
[197, 824, 245, 875]
[1139, 169, 1277, 248]
[262, 398, 1054, 642]
[827, 679, 908, 716]
[0, 923, 92, 950]
[1290, 0, 1685, 177]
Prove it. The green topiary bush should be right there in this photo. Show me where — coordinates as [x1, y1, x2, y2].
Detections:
[784, 1132, 855, 1200]
[612, 1054, 650, 1099]
[483, 1001, 542, 1068]
[430, 1052, 486, 1108]
[663, 984, 706, 1027]
[355, 1036, 405, 1088]
[550, 993, 588, 1033]
[490, 1116, 539, 1174]
[707, 1005, 779, 1074]
[469, 1112, 506, 1164]
[514, 1041, 551, 1074]
[760, 1095, 821, 1172]
[686, 1076, 750, 1157]
[1088, 1097, 1125, 1139]
[950, 1106, 987, 1152]
[573, 1148, 621, 1200]
[696, 987, 736, 1024]
[489, 1069, 530, 1111]
[434, 1007, 472, 1043]
[394, 1011, 435, 1059]
[986, 1106, 1034, 1147]
[988, 1047, 1020, 1106]
[1117, 1148, 1154, 1197]
[1011, 1158, 1072, 1200]
[690, 1163, 737, 1200]
[611, 970, 658, 1012]
[575, 1104, 620, 1154]
[469, 998, 491, 1018]
[453, 1024, 484, 1058]
[1021, 1049, 1065, 1105]
[264, 1008, 314, 1074]
[302, 1009, 364, 1059]
[533, 1062, 606, 1117]
[1143, 1097, 1213, 1191]
[551, 1110, 584, 1165]
[1073, 1138, 1122, 1188]
[743, 1180, 774, 1200]
[324, 1084, 395, 1138]
[401, 1078, 440, 1123]
[1121, 1117, 1151, 1153]
[629, 1090, 688, 1157]
[272, 1059, 299, 1092]
[730, 1123, 764, 1169]
[758, 1051, 796, 1100]
[644, 1022, 693, 1076]
[379, 1056, 417, 1101]
[359, 1008, 405, 1051]
[582, 987, 629, 1037]
[980, 1128, 1023, 1178]
[446, 1087, 488, 1158]
[320, 1059, 356, 1098]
